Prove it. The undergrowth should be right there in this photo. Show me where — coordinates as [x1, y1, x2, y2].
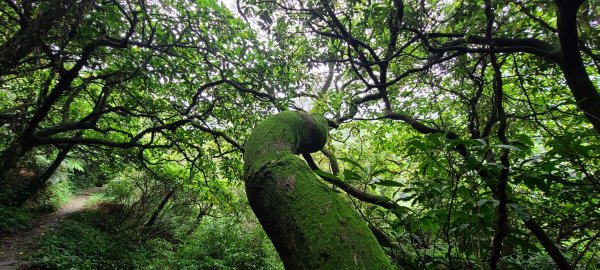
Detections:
[29, 204, 283, 270]
[26, 180, 75, 212]
[0, 205, 32, 233]
[0, 182, 75, 234]
[139, 218, 283, 270]
[29, 208, 139, 269]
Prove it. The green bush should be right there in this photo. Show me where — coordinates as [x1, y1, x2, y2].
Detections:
[30, 209, 283, 270]
[30, 209, 138, 269]
[86, 191, 109, 206]
[0, 205, 32, 233]
[28, 180, 75, 212]
[500, 253, 566, 270]
[47, 181, 74, 208]
[141, 218, 283, 270]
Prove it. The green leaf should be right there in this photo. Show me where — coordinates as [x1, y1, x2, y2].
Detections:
[492, 144, 522, 151]
[313, 170, 340, 181]
[369, 168, 389, 178]
[536, 178, 551, 193]
[508, 203, 530, 221]
[465, 155, 481, 170]
[523, 177, 537, 190]
[474, 139, 487, 145]
[342, 170, 362, 181]
[374, 180, 404, 187]
[476, 199, 489, 206]
[338, 157, 366, 173]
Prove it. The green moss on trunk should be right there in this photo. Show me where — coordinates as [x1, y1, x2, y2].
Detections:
[244, 111, 392, 269]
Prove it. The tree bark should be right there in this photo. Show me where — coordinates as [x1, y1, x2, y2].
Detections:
[485, 1, 510, 268]
[186, 203, 212, 236]
[0, 140, 35, 188]
[0, 32, 97, 185]
[0, 0, 77, 76]
[244, 111, 392, 269]
[554, 0, 600, 134]
[524, 218, 573, 270]
[0, 142, 76, 206]
[145, 188, 176, 227]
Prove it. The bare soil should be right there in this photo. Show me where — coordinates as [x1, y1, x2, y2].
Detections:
[0, 187, 103, 270]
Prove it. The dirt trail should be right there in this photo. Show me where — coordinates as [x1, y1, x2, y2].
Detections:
[0, 187, 103, 270]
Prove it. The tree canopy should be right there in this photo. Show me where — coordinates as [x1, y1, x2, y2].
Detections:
[1, 0, 599, 269]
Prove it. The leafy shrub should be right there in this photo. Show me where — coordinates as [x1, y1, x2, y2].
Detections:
[29, 180, 74, 212]
[0, 205, 32, 233]
[19, 154, 87, 211]
[30, 209, 138, 269]
[141, 218, 283, 270]
[30, 206, 283, 270]
[101, 169, 167, 228]
[500, 253, 561, 270]
[46, 180, 74, 208]
[86, 191, 109, 206]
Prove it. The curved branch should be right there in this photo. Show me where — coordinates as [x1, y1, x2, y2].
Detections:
[302, 153, 404, 216]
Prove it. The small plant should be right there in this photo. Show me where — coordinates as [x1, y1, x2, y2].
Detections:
[29, 180, 74, 212]
[0, 205, 32, 233]
[500, 253, 563, 270]
[29, 209, 138, 269]
[140, 217, 284, 270]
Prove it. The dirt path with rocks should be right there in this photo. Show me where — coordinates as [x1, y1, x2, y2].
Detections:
[0, 187, 103, 270]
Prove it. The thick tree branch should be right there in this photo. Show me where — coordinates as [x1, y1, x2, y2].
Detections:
[0, 0, 78, 75]
[553, 0, 600, 134]
[486, 1, 510, 268]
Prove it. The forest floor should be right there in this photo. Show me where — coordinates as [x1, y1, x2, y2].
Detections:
[0, 187, 103, 270]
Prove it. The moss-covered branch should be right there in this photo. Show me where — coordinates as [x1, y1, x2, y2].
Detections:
[244, 111, 392, 269]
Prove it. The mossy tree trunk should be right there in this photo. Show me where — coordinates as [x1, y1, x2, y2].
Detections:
[244, 111, 392, 269]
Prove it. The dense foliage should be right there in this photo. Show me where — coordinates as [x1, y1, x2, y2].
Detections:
[29, 206, 281, 269]
[1, 0, 599, 269]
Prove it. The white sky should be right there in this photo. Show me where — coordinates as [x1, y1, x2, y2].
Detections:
[218, 0, 237, 14]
